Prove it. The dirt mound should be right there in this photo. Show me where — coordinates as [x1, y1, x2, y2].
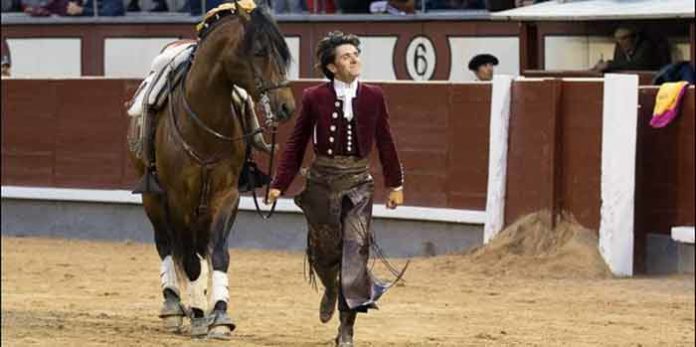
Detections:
[465, 211, 612, 279]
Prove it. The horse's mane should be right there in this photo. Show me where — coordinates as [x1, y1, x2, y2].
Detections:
[197, 3, 291, 71]
[242, 7, 291, 70]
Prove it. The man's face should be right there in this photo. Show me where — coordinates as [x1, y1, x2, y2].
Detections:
[1, 65, 9, 77]
[476, 63, 495, 81]
[328, 44, 361, 83]
[614, 30, 636, 54]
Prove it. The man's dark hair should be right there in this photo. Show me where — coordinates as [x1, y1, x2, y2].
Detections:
[315, 31, 361, 80]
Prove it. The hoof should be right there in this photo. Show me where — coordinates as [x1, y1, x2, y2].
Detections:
[207, 310, 235, 340]
[162, 315, 183, 333]
[190, 316, 209, 338]
[159, 298, 185, 334]
[207, 325, 232, 340]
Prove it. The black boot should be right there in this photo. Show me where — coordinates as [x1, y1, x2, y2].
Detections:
[335, 311, 356, 346]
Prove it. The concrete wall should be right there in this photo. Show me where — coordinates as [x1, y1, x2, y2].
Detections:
[1, 198, 483, 258]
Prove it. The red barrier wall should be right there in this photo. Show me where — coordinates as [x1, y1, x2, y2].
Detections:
[1, 79, 491, 211]
[634, 87, 695, 272]
[3, 79, 694, 273]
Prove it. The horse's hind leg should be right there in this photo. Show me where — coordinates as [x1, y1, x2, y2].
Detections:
[143, 195, 185, 333]
[206, 191, 240, 340]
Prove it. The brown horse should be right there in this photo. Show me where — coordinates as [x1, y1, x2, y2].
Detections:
[129, 2, 295, 339]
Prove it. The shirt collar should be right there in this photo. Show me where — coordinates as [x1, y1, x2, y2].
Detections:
[333, 78, 359, 97]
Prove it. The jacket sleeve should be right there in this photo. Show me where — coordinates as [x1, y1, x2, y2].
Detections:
[375, 89, 404, 189]
[271, 91, 314, 193]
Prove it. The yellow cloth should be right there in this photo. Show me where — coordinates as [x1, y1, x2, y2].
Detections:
[196, 0, 257, 33]
[653, 81, 689, 116]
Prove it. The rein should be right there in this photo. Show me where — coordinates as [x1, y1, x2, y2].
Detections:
[167, 54, 289, 219]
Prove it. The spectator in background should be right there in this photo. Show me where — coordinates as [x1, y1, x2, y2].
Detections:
[22, 0, 123, 15]
[1, 38, 10, 77]
[305, 0, 336, 13]
[23, 0, 70, 16]
[126, 0, 169, 12]
[178, 0, 225, 15]
[65, 0, 124, 15]
[1, 0, 20, 11]
[273, 0, 303, 13]
[468, 53, 498, 81]
[428, 0, 483, 10]
[592, 26, 668, 73]
[335, 0, 369, 13]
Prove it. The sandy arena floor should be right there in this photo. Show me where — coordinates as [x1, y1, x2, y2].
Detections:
[1, 236, 694, 346]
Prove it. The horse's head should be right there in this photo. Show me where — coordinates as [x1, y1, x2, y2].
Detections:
[220, 5, 295, 123]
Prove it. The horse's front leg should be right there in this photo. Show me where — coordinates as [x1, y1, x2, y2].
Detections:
[143, 194, 186, 333]
[206, 189, 240, 340]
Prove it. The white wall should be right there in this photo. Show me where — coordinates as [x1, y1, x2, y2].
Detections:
[545, 36, 615, 70]
[358, 36, 398, 81]
[7, 38, 81, 78]
[449, 37, 520, 82]
[104, 38, 179, 78]
[285, 36, 300, 80]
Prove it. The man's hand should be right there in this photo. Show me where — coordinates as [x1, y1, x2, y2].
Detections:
[592, 60, 609, 73]
[386, 189, 403, 210]
[66, 2, 84, 15]
[266, 188, 281, 205]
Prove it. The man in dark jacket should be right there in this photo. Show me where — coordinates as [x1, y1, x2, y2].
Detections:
[593, 26, 668, 72]
[267, 31, 405, 346]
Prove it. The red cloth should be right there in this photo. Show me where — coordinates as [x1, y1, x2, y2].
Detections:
[305, 0, 337, 13]
[272, 81, 404, 191]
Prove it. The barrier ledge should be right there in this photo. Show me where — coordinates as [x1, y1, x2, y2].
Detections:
[672, 226, 695, 244]
[1, 186, 486, 225]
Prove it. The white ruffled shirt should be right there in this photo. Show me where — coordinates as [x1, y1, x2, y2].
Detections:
[333, 78, 358, 122]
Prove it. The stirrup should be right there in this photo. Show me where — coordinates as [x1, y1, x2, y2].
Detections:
[132, 169, 164, 194]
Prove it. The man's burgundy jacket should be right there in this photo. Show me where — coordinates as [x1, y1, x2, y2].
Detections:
[271, 81, 404, 192]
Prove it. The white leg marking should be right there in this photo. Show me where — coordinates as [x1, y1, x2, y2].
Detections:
[187, 254, 209, 311]
[160, 255, 179, 296]
[211, 270, 229, 305]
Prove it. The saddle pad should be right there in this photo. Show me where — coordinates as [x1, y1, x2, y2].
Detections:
[126, 42, 195, 118]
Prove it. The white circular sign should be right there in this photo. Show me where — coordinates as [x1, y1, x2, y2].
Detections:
[405, 36, 436, 81]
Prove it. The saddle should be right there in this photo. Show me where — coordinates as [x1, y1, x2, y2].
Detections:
[127, 43, 195, 159]
[127, 41, 273, 195]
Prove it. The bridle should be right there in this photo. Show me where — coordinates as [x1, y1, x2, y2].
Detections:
[246, 61, 292, 219]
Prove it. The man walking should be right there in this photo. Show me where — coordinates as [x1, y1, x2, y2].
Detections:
[267, 31, 405, 346]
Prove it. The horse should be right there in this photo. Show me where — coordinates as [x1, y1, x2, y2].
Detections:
[128, 1, 295, 339]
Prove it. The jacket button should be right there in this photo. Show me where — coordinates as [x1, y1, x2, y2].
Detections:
[329, 137, 334, 143]
[335, 101, 340, 107]
[327, 149, 333, 155]
[330, 125, 336, 132]
[332, 112, 338, 119]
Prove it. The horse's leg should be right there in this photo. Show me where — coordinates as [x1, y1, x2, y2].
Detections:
[142, 194, 185, 333]
[207, 190, 240, 340]
[181, 247, 209, 338]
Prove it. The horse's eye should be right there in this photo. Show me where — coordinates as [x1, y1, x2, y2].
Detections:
[254, 50, 268, 57]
